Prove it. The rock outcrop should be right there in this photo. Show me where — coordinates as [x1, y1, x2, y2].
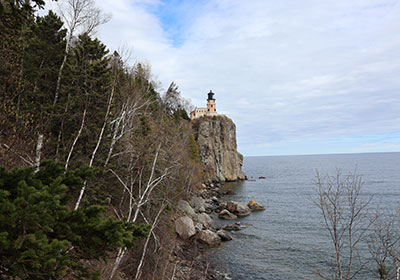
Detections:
[175, 216, 196, 239]
[217, 230, 233, 241]
[247, 200, 266, 212]
[218, 209, 238, 220]
[193, 116, 245, 182]
[197, 230, 221, 247]
[226, 201, 251, 217]
[177, 200, 197, 219]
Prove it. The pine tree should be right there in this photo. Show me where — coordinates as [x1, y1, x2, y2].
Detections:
[0, 161, 148, 279]
[59, 34, 112, 167]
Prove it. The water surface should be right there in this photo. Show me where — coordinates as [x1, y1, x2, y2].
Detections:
[214, 152, 400, 280]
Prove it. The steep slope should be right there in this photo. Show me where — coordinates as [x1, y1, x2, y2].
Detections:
[193, 115, 245, 182]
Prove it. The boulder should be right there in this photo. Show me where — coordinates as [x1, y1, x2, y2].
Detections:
[190, 196, 206, 213]
[223, 222, 244, 231]
[217, 230, 233, 241]
[218, 209, 237, 220]
[177, 200, 196, 219]
[247, 200, 266, 212]
[197, 213, 216, 229]
[195, 223, 204, 231]
[217, 202, 227, 211]
[226, 201, 251, 217]
[197, 230, 221, 247]
[175, 216, 196, 239]
[224, 190, 236, 195]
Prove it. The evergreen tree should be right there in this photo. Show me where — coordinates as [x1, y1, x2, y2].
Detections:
[58, 33, 112, 166]
[0, 161, 148, 279]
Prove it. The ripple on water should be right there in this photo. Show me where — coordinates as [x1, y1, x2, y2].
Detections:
[214, 153, 400, 280]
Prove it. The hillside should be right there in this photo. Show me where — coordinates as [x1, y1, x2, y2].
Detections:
[0, 1, 245, 279]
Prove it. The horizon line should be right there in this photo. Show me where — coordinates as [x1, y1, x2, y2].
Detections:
[243, 151, 400, 157]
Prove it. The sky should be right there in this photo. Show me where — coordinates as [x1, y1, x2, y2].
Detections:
[44, 0, 400, 156]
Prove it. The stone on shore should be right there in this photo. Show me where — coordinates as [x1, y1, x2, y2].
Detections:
[197, 213, 216, 229]
[175, 216, 196, 239]
[223, 222, 245, 231]
[247, 200, 266, 212]
[190, 196, 206, 212]
[197, 229, 221, 247]
[218, 209, 238, 220]
[226, 201, 251, 217]
[217, 230, 233, 241]
[177, 200, 196, 219]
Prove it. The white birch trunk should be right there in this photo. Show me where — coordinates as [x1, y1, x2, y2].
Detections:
[135, 204, 165, 280]
[108, 146, 168, 279]
[34, 134, 44, 173]
[53, 33, 72, 106]
[74, 78, 116, 210]
[65, 107, 87, 170]
[109, 248, 126, 280]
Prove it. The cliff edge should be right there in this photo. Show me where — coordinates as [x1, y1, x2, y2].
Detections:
[193, 115, 245, 182]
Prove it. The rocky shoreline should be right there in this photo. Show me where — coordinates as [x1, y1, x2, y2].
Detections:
[172, 181, 265, 279]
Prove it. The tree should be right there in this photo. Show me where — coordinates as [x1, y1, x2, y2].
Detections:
[368, 212, 400, 279]
[53, 0, 111, 106]
[314, 169, 374, 280]
[0, 4, 66, 168]
[0, 161, 148, 279]
[59, 33, 111, 169]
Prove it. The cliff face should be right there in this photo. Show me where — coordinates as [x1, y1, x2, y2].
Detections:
[193, 116, 245, 182]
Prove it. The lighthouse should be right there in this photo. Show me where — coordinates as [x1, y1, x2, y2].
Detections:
[206, 90, 217, 116]
[190, 90, 218, 120]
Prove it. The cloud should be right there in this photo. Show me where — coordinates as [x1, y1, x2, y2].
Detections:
[45, 0, 400, 155]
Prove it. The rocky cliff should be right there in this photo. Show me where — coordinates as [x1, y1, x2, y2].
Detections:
[193, 115, 245, 182]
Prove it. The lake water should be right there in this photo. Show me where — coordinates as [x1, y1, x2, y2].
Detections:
[213, 152, 400, 280]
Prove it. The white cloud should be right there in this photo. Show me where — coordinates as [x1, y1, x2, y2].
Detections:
[45, 0, 400, 155]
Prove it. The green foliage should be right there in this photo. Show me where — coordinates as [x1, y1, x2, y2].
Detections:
[0, 161, 148, 279]
[173, 108, 190, 121]
[57, 33, 112, 164]
[188, 134, 200, 162]
[0, 3, 203, 278]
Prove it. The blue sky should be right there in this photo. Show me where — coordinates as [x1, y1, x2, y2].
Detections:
[47, 0, 400, 156]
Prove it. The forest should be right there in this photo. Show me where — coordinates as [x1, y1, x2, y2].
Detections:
[0, 0, 204, 278]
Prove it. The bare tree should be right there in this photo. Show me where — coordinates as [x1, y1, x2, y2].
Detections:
[314, 169, 375, 280]
[368, 212, 400, 279]
[108, 145, 170, 279]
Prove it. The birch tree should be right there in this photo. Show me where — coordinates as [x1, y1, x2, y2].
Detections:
[368, 213, 400, 279]
[314, 169, 375, 280]
[108, 144, 170, 279]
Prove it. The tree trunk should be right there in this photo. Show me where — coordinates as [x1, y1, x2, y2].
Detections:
[74, 79, 116, 210]
[53, 34, 71, 106]
[65, 106, 87, 170]
[135, 204, 165, 280]
[34, 134, 43, 173]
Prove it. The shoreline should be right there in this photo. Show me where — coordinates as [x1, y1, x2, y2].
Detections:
[173, 178, 263, 279]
